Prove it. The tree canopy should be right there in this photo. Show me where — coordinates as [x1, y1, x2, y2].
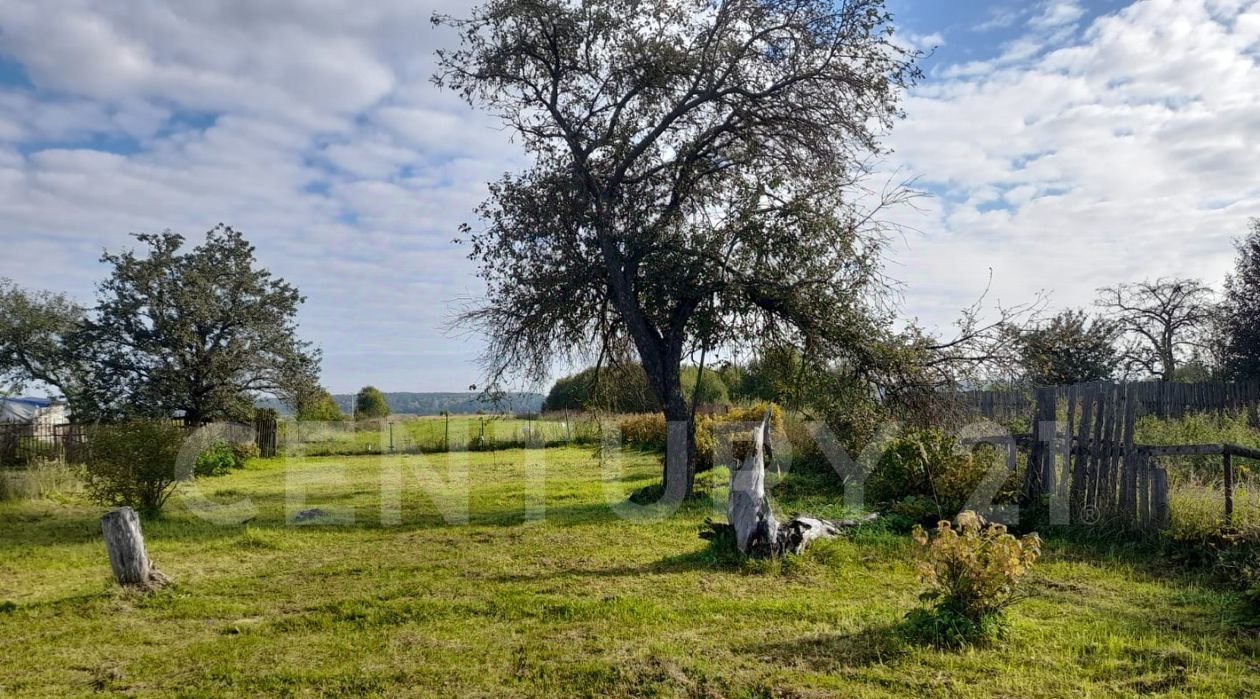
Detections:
[0, 280, 86, 402]
[436, 0, 919, 500]
[355, 386, 391, 419]
[1009, 310, 1119, 386]
[0, 226, 320, 423]
[1095, 278, 1215, 382]
[1223, 219, 1260, 381]
[296, 388, 347, 422]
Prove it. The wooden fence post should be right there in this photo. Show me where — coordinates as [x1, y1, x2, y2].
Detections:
[254, 409, 278, 458]
[1224, 449, 1234, 526]
[1151, 463, 1170, 529]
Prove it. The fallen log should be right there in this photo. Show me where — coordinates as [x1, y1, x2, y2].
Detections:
[101, 507, 169, 590]
[706, 410, 877, 558]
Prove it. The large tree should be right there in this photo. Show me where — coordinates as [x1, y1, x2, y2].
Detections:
[1223, 218, 1260, 381]
[1095, 278, 1215, 382]
[84, 227, 320, 423]
[0, 280, 88, 405]
[436, 0, 918, 500]
[2, 229, 320, 423]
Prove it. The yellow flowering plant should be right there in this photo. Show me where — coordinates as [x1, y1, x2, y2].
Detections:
[906, 511, 1042, 646]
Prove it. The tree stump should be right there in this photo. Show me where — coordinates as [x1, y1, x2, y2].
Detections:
[708, 410, 877, 558]
[101, 507, 169, 589]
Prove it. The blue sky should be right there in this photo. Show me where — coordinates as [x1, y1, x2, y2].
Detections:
[0, 0, 1257, 394]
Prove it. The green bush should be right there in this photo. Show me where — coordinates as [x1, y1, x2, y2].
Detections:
[619, 413, 666, 450]
[616, 403, 784, 472]
[82, 420, 187, 516]
[866, 429, 1016, 521]
[906, 512, 1041, 647]
[194, 441, 258, 477]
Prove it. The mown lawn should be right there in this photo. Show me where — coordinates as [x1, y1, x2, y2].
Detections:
[1, 447, 1257, 698]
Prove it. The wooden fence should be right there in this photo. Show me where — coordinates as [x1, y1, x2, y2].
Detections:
[1022, 381, 1260, 530]
[955, 389, 1034, 420]
[957, 380, 1260, 423]
[1, 412, 276, 467]
[0, 422, 90, 466]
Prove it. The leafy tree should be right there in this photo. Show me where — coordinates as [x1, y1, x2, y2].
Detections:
[436, 0, 918, 500]
[2, 228, 321, 423]
[679, 365, 728, 407]
[736, 345, 809, 405]
[83, 226, 320, 423]
[1096, 278, 1215, 382]
[0, 280, 88, 408]
[1223, 219, 1260, 381]
[295, 388, 346, 421]
[542, 363, 727, 412]
[1008, 310, 1119, 386]
[355, 386, 391, 419]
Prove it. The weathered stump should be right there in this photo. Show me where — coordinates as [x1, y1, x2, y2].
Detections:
[710, 410, 876, 558]
[101, 507, 169, 589]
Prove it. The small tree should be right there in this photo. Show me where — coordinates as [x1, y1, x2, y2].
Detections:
[1096, 278, 1215, 381]
[1009, 309, 1119, 386]
[1223, 219, 1260, 381]
[354, 386, 391, 419]
[82, 420, 188, 516]
[296, 388, 346, 421]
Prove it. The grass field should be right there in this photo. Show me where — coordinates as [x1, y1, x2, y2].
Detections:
[2, 447, 1259, 697]
[281, 414, 601, 456]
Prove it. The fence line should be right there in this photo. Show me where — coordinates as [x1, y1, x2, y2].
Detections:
[1018, 381, 1260, 531]
[0, 417, 266, 468]
[955, 380, 1260, 421]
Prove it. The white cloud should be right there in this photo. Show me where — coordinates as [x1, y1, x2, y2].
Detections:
[1029, 1, 1086, 30]
[0, 0, 517, 392]
[888, 0, 1260, 337]
[0, 0, 1257, 391]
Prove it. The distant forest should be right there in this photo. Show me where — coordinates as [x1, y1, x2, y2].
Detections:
[258, 392, 544, 417]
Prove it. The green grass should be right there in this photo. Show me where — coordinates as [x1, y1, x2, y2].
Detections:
[1, 447, 1258, 697]
[281, 414, 603, 456]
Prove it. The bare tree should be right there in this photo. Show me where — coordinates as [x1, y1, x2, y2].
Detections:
[435, 0, 919, 501]
[1095, 278, 1216, 382]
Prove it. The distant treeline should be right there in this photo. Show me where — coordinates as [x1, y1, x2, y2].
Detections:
[258, 392, 544, 417]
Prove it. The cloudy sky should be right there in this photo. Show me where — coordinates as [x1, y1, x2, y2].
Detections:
[0, 0, 1256, 394]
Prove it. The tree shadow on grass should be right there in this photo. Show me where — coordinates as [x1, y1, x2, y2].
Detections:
[739, 623, 908, 671]
[487, 531, 748, 583]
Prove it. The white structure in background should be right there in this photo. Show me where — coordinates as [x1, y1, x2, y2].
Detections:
[0, 397, 70, 429]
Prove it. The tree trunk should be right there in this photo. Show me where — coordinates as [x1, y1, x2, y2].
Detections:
[661, 390, 696, 504]
[704, 410, 877, 558]
[100, 507, 169, 589]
